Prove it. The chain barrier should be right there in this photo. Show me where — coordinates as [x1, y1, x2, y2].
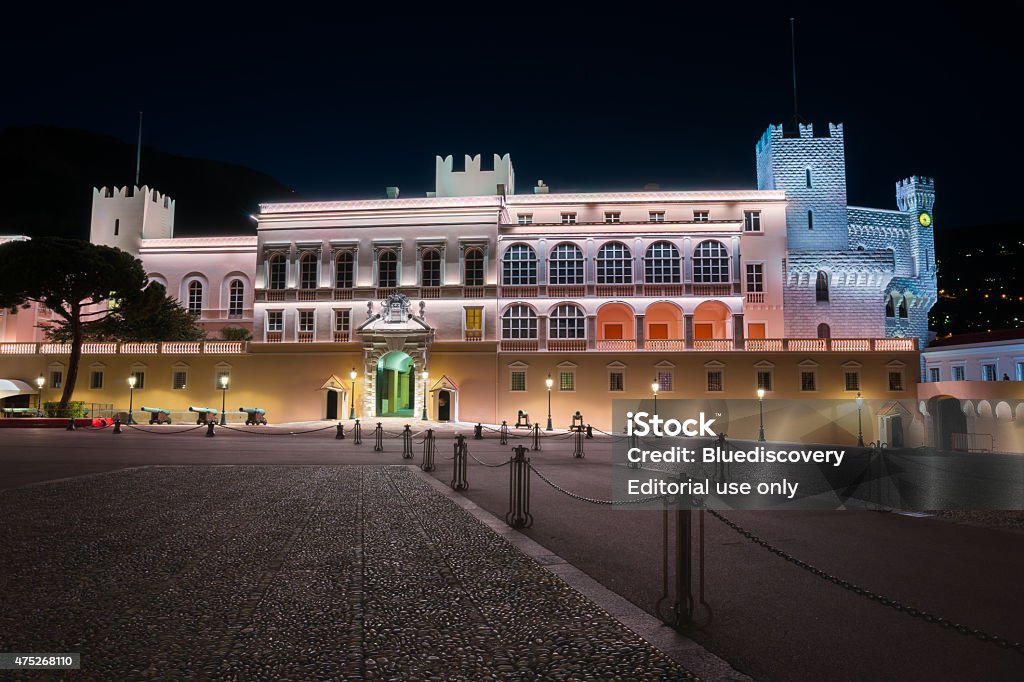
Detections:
[216, 423, 338, 436]
[468, 450, 511, 468]
[125, 423, 208, 435]
[420, 429, 436, 472]
[451, 434, 469, 490]
[707, 508, 1023, 655]
[527, 463, 664, 506]
[401, 425, 414, 459]
[506, 445, 532, 528]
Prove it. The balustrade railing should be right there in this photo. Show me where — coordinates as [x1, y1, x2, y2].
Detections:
[692, 283, 733, 297]
[546, 285, 586, 298]
[642, 284, 684, 297]
[499, 339, 539, 352]
[595, 284, 635, 297]
[296, 289, 318, 301]
[546, 339, 587, 352]
[500, 286, 539, 298]
[745, 292, 765, 303]
[645, 339, 686, 351]
[595, 339, 637, 351]
[694, 339, 734, 351]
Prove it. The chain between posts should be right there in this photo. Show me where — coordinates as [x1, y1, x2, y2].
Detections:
[527, 464, 664, 506]
[707, 508, 1024, 655]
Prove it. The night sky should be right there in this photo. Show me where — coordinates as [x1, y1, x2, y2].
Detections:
[3, 5, 1021, 229]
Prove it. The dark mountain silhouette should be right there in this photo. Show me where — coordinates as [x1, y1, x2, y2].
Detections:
[0, 126, 297, 239]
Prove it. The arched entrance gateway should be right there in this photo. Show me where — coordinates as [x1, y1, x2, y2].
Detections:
[354, 293, 434, 420]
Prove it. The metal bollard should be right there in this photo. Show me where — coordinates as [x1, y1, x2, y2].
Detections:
[336, 422, 346, 440]
[206, 422, 216, 437]
[627, 432, 641, 468]
[66, 417, 76, 431]
[499, 420, 509, 445]
[474, 423, 483, 440]
[113, 418, 122, 434]
[506, 445, 533, 528]
[572, 428, 585, 458]
[657, 476, 707, 631]
[373, 423, 384, 451]
[532, 423, 541, 451]
[401, 424, 413, 459]
[451, 434, 469, 490]
[420, 429, 436, 472]
[353, 419, 362, 445]
[586, 424, 593, 439]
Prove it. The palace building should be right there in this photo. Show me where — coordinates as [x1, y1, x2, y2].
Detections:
[0, 122, 939, 442]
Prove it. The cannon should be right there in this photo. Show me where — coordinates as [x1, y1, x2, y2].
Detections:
[140, 406, 172, 424]
[238, 407, 268, 426]
[515, 410, 531, 429]
[188, 406, 219, 425]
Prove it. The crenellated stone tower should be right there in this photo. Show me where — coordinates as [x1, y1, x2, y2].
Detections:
[89, 185, 175, 255]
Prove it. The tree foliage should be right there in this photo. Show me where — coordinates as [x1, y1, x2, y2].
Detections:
[218, 326, 252, 341]
[0, 237, 150, 408]
[48, 282, 206, 343]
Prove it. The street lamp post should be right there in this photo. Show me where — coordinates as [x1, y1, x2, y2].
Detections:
[757, 387, 766, 442]
[349, 368, 358, 419]
[219, 375, 229, 425]
[35, 374, 45, 416]
[545, 374, 554, 431]
[651, 381, 659, 414]
[856, 392, 865, 447]
[127, 375, 137, 424]
[421, 370, 429, 420]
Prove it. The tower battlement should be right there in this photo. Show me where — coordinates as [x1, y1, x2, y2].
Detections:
[434, 153, 515, 198]
[896, 176, 935, 213]
[90, 185, 175, 254]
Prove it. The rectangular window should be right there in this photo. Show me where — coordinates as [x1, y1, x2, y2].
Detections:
[49, 370, 63, 389]
[888, 370, 904, 391]
[604, 212, 621, 224]
[131, 370, 146, 390]
[464, 307, 483, 340]
[747, 323, 766, 339]
[517, 214, 533, 225]
[649, 211, 665, 222]
[982, 363, 997, 381]
[559, 371, 575, 392]
[706, 369, 723, 392]
[756, 370, 773, 392]
[608, 371, 624, 392]
[928, 367, 940, 382]
[693, 210, 709, 222]
[510, 370, 526, 392]
[800, 370, 817, 392]
[657, 370, 673, 392]
[172, 370, 188, 390]
[745, 263, 764, 292]
[561, 212, 577, 225]
[298, 310, 315, 333]
[743, 210, 762, 232]
[844, 371, 861, 392]
[89, 370, 104, 390]
[806, 168, 812, 188]
[808, 210, 814, 230]
[334, 309, 350, 333]
[952, 365, 965, 381]
[267, 311, 283, 332]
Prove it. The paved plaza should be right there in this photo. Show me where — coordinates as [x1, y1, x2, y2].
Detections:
[1, 423, 1022, 680]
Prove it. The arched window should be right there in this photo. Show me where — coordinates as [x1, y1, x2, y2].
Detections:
[596, 242, 632, 284]
[549, 303, 586, 339]
[885, 297, 895, 318]
[692, 240, 730, 283]
[268, 254, 286, 290]
[464, 248, 484, 286]
[335, 251, 354, 289]
[548, 243, 584, 285]
[377, 250, 398, 288]
[228, 279, 244, 318]
[502, 244, 537, 285]
[187, 281, 203, 316]
[817, 323, 831, 339]
[644, 241, 680, 283]
[501, 304, 537, 339]
[815, 271, 829, 302]
[898, 297, 908, 318]
[299, 253, 318, 289]
[421, 249, 442, 287]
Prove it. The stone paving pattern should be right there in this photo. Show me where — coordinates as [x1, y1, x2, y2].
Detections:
[0, 465, 693, 680]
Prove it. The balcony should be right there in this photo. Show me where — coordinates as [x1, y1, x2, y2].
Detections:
[694, 339, 735, 351]
[333, 331, 351, 343]
[266, 332, 283, 343]
[0, 341, 249, 354]
[419, 286, 442, 299]
[645, 339, 686, 352]
[266, 289, 286, 302]
[500, 339, 539, 352]
[692, 283, 733, 297]
[464, 330, 483, 342]
[500, 285, 539, 298]
[596, 339, 637, 351]
[595, 284, 635, 297]
[375, 287, 399, 299]
[643, 284, 684, 297]
[332, 288, 353, 300]
[745, 292, 765, 304]
[297, 331, 315, 343]
[463, 286, 487, 299]
[296, 289, 317, 302]
[546, 339, 587, 352]
[547, 285, 586, 298]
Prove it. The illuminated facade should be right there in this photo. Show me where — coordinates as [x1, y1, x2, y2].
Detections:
[0, 122, 939, 439]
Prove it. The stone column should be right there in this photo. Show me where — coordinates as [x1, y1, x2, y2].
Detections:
[684, 314, 694, 349]
[635, 314, 645, 350]
[733, 314, 744, 350]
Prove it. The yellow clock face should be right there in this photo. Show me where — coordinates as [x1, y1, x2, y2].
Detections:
[919, 212, 932, 227]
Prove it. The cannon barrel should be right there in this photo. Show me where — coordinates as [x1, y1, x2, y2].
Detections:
[140, 406, 170, 413]
[188, 406, 219, 414]
[238, 407, 266, 415]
